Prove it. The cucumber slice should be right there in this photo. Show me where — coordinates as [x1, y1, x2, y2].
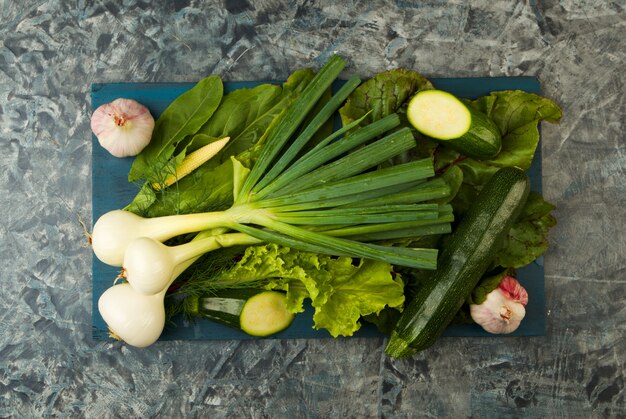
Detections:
[187, 289, 295, 337]
[407, 89, 502, 160]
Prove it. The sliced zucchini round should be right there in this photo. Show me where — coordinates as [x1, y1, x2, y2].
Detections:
[239, 291, 295, 337]
[407, 89, 502, 160]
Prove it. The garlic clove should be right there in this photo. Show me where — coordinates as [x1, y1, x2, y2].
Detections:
[91, 98, 155, 158]
[470, 277, 528, 334]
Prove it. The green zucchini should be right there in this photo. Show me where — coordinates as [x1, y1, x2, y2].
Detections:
[185, 289, 295, 337]
[385, 167, 530, 358]
[406, 89, 502, 160]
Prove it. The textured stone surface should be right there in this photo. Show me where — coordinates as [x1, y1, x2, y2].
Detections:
[0, 0, 624, 417]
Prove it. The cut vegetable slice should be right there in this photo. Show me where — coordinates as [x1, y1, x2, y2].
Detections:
[186, 289, 295, 337]
[408, 90, 471, 139]
[407, 89, 502, 160]
[240, 291, 295, 336]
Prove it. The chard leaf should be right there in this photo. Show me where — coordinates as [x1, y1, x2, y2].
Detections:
[437, 90, 562, 176]
[340, 69, 435, 165]
[339, 69, 433, 126]
[434, 165, 463, 204]
[466, 269, 513, 305]
[128, 75, 224, 182]
[472, 90, 562, 134]
[362, 307, 402, 335]
[435, 90, 562, 217]
[493, 191, 557, 268]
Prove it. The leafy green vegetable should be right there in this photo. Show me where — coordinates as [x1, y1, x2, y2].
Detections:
[120, 56, 446, 283]
[125, 69, 315, 216]
[119, 63, 561, 343]
[338, 69, 437, 163]
[493, 191, 557, 268]
[466, 268, 513, 306]
[178, 243, 404, 337]
[128, 75, 224, 183]
[362, 307, 402, 335]
[437, 90, 562, 173]
[339, 69, 433, 126]
[190, 84, 283, 159]
[434, 165, 463, 204]
[435, 90, 562, 216]
[309, 258, 404, 337]
[435, 90, 561, 267]
[472, 90, 563, 135]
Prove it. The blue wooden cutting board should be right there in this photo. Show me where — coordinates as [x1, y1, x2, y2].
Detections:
[91, 77, 545, 342]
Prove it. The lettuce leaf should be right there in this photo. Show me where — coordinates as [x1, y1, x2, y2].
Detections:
[309, 258, 404, 337]
[198, 244, 404, 337]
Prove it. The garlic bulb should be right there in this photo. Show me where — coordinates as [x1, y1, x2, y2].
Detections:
[470, 276, 528, 334]
[91, 98, 155, 157]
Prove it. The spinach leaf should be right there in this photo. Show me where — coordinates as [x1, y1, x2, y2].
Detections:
[191, 83, 284, 164]
[128, 75, 223, 183]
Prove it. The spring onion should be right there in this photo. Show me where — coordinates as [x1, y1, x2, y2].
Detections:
[93, 55, 453, 281]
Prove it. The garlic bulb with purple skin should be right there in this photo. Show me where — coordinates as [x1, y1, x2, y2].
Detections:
[470, 276, 529, 334]
[91, 98, 155, 157]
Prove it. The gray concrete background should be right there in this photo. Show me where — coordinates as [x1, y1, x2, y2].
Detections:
[0, 0, 624, 417]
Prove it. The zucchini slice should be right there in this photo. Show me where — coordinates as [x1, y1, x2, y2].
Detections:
[187, 289, 295, 337]
[407, 89, 502, 160]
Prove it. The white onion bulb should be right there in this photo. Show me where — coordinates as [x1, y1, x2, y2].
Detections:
[98, 283, 166, 348]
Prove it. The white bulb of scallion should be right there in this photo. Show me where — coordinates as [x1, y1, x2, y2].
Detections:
[98, 283, 166, 348]
[91, 209, 232, 267]
[121, 233, 260, 296]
